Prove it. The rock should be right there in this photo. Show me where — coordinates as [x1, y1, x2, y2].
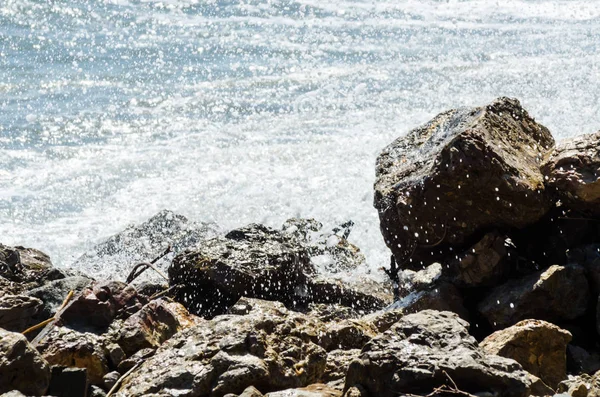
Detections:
[542, 131, 600, 214]
[239, 386, 265, 397]
[478, 264, 590, 329]
[305, 304, 359, 322]
[0, 243, 66, 296]
[0, 295, 43, 332]
[568, 244, 600, 293]
[480, 319, 572, 389]
[386, 263, 468, 319]
[113, 298, 200, 356]
[265, 384, 342, 397]
[359, 309, 404, 333]
[27, 276, 93, 321]
[72, 209, 219, 281]
[374, 97, 554, 268]
[103, 370, 121, 391]
[323, 349, 361, 383]
[169, 224, 386, 317]
[106, 343, 126, 368]
[557, 372, 600, 397]
[0, 328, 51, 395]
[47, 366, 88, 397]
[117, 347, 155, 373]
[344, 310, 543, 397]
[282, 218, 365, 273]
[567, 345, 600, 375]
[117, 298, 327, 396]
[450, 231, 511, 287]
[319, 320, 378, 352]
[61, 280, 145, 329]
[36, 326, 110, 385]
[341, 386, 367, 397]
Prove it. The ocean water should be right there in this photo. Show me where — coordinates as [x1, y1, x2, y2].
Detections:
[1, 0, 600, 278]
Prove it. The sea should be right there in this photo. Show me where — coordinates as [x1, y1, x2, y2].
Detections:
[1, 0, 599, 278]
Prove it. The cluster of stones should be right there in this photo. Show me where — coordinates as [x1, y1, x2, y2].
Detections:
[2, 97, 600, 397]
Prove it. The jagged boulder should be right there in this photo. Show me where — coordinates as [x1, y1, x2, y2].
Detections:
[117, 298, 328, 396]
[169, 224, 387, 317]
[557, 371, 600, 397]
[0, 294, 43, 332]
[71, 210, 219, 281]
[542, 131, 600, 214]
[374, 97, 554, 268]
[0, 328, 51, 395]
[36, 327, 110, 385]
[481, 319, 572, 389]
[478, 264, 589, 329]
[344, 310, 548, 397]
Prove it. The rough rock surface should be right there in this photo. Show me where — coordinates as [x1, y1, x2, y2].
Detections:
[374, 97, 554, 268]
[36, 326, 110, 385]
[117, 298, 328, 396]
[344, 310, 543, 397]
[542, 131, 600, 214]
[557, 371, 600, 397]
[27, 276, 93, 321]
[0, 294, 43, 331]
[323, 349, 361, 383]
[72, 209, 220, 280]
[169, 224, 386, 317]
[478, 264, 590, 329]
[0, 328, 51, 395]
[265, 384, 342, 397]
[113, 297, 201, 355]
[480, 319, 572, 389]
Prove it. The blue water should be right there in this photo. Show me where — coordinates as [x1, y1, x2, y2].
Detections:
[2, 0, 600, 278]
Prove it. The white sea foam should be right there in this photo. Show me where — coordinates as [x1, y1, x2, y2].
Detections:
[1, 0, 599, 280]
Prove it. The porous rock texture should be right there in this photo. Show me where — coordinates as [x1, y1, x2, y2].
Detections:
[374, 97, 554, 268]
[480, 319, 572, 389]
[343, 310, 549, 397]
[542, 131, 600, 214]
[0, 328, 51, 395]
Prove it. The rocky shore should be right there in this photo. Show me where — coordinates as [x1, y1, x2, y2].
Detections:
[2, 97, 600, 397]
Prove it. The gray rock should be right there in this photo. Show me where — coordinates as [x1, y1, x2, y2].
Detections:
[265, 384, 342, 397]
[239, 386, 265, 397]
[26, 276, 93, 321]
[344, 310, 544, 397]
[0, 328, 51, 395]
[323, 349, 361, 383]
[478, 264, 590, 329]
[169, 224, 386, 318]
[542, 131, 600, 215]
[47, 366, 88, 397]
[71, 209, 219, 281]
[374, 97, 554, 268]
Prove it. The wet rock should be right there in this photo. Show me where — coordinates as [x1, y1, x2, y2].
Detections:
[0, 294, 43, 331]
[319, 320, 378, 352]
[117, 298, 327, 396]
[387, 263, 469, 319]
[305, 303, 359, 322]
[323, 349, 361, 383]
[0, 243, 66, 296]
[480, 319, 572, 389]
[283, 218, 365, 273]
[72, 209, 220, 281]
[0, 328, 51, 395]
[27, 276, 93, 321]
[36, 326, 110, 385]
[344, 310, 541, 397]
[359, 309, 404, 333]
[542, 131, 600, 214]
[341, 386, 367, 397]
[47, 366, 88, 397]
[113, 298, 200, 356]
[238, 386, 265, 397]
[478, 264, 589, 329]
[450, 231, 511, 287]
[374, 97, 554, 268]
[169, 224, 386, 317]
[265, 384, 342, 397]
[116, 347, 155, 373]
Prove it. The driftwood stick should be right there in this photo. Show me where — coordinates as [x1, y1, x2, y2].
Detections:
[28, 289, 77, 346]
[106, 361, 142, 396]
[22, 318, 54, 335]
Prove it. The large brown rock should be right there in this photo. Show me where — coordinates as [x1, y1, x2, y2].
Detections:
[344, 310, 546, 397]
[374, 97, 554, 268]
[169, 224, 387, 318]
[478, 264, 590, 329]
[542, 131, 600, 214]
[0, 328, 51, 395]
[117, 298, 328, 396]
[36, 327, 110, 385]
[480, 319, 572, 389]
